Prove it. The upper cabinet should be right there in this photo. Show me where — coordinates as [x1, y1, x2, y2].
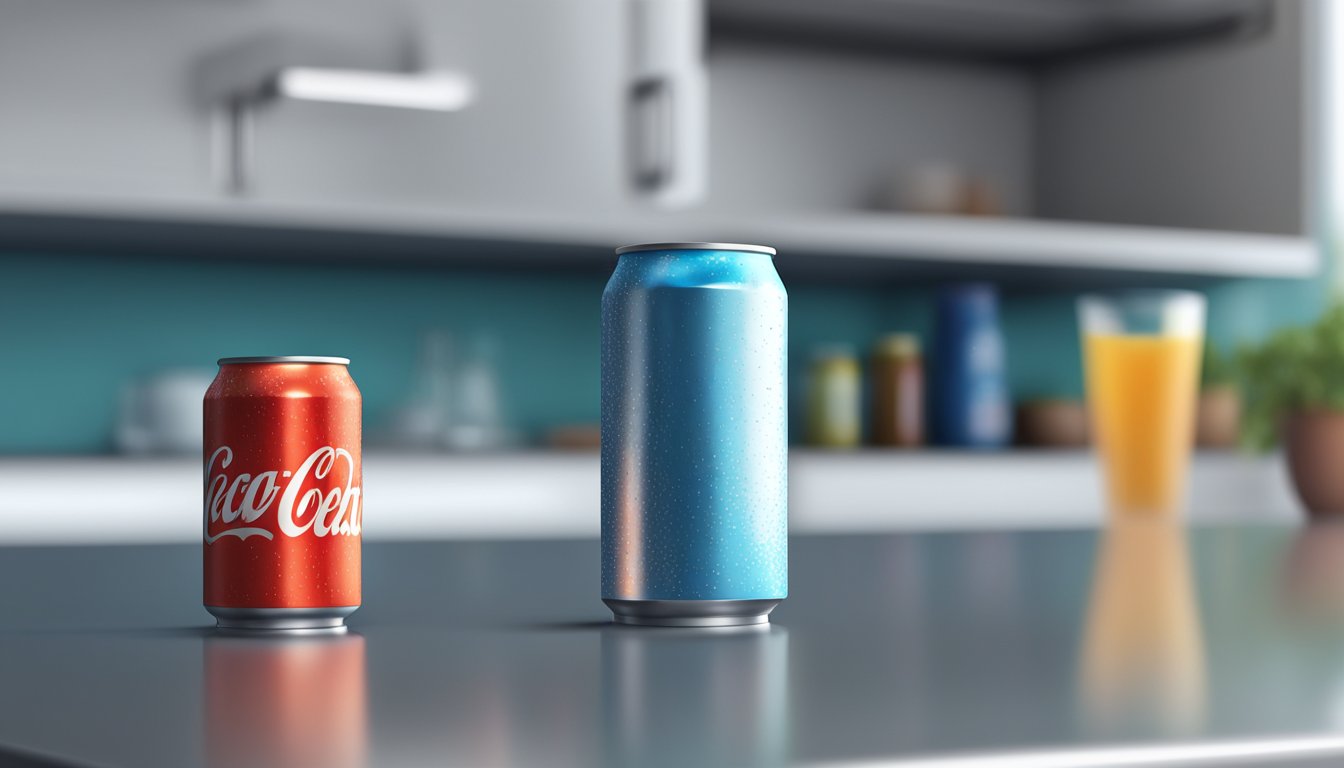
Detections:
[240, 0, 630, 214]
[0, 0, 700, 214]
[0, 0, 1321, 281]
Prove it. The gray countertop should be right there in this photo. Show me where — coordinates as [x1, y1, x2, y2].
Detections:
[4, 525, 1344, 767]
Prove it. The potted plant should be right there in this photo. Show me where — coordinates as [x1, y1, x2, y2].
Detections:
[1197, 343, 1240, 449]
[1240, 304, 1344, 517]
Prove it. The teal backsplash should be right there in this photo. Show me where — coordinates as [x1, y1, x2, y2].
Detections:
[1, 253, 609, 453]
[0, 252, 1328, 453]
[1001, 276, 1331, 402]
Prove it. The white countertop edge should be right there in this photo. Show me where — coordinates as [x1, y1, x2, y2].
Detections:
[810, 734, 1344, 767]
[0, 451, 1303, 545]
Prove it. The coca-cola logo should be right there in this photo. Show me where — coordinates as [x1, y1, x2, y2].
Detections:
[204, 446, 362, 544]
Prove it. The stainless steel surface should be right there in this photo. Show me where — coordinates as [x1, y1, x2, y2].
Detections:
[4, 526, 1344, 766]
[614, 241, 778, 255]
[206, 605, 357, 632]
[216, 355, 351, 365]
[604, 598, 780, 627]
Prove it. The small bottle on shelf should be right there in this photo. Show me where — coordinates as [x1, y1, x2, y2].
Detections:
[807, 345, 862, 449]
[871, 334, 924, 448]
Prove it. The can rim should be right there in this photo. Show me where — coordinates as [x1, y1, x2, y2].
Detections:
[614, 242, 777, 256]
[218, 356, 351, 366]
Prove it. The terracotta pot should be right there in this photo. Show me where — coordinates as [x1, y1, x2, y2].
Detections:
[1196, 386, 1241, 449]
[1284, 411, 1344, 518]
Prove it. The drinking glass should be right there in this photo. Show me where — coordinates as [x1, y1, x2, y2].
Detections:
[1080, 291, 1206, 518]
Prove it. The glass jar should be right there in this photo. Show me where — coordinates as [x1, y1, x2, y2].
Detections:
[871, 334, 924, 447]
[807, 345, 862, 448]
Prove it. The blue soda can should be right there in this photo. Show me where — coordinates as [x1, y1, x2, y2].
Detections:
[602, 242, 788, 627]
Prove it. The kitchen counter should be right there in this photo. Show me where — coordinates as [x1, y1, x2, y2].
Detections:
[3, 525, 1344, 767]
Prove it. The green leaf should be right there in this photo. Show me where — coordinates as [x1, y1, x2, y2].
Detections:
[1237, 304, 1344, 451]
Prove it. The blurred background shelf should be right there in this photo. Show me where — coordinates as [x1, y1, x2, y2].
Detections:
[0, 197, 1317, 283]
[2, 450, 1298, 545]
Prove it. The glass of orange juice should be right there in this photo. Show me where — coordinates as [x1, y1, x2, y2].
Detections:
[1080, 291, 1205, 518]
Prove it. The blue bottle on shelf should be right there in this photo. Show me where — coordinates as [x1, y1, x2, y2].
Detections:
[932, 283, 1012, 448]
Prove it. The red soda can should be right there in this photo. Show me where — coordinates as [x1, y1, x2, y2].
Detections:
[203, 356, 362, 631]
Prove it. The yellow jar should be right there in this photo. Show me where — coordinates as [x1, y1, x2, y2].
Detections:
[807, 346, 861, 448]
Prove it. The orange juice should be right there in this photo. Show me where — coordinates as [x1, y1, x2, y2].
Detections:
[1084, 335, 1202, 517]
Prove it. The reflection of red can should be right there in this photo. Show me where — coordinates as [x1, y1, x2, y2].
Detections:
[205, 633, 368, 768]
[204, 356, 362, 631]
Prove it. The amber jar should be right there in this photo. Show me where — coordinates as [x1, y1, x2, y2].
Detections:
[871, 334, 923, 447]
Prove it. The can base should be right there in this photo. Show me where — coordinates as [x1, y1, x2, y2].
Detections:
[603, 598, 781, 628]
[206, 606, 358, 634]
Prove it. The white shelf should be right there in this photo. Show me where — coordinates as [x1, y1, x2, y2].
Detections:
[708, 212, 1319, 278]
[0, 195, 1318, 280]
[0, 450, 1300, 545]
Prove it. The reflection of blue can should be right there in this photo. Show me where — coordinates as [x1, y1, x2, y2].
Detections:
[602, 242, 788, 627]
[932, 283, 1011, 448]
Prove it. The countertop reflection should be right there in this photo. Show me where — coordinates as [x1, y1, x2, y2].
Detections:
[3, 526, 1344, 766]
